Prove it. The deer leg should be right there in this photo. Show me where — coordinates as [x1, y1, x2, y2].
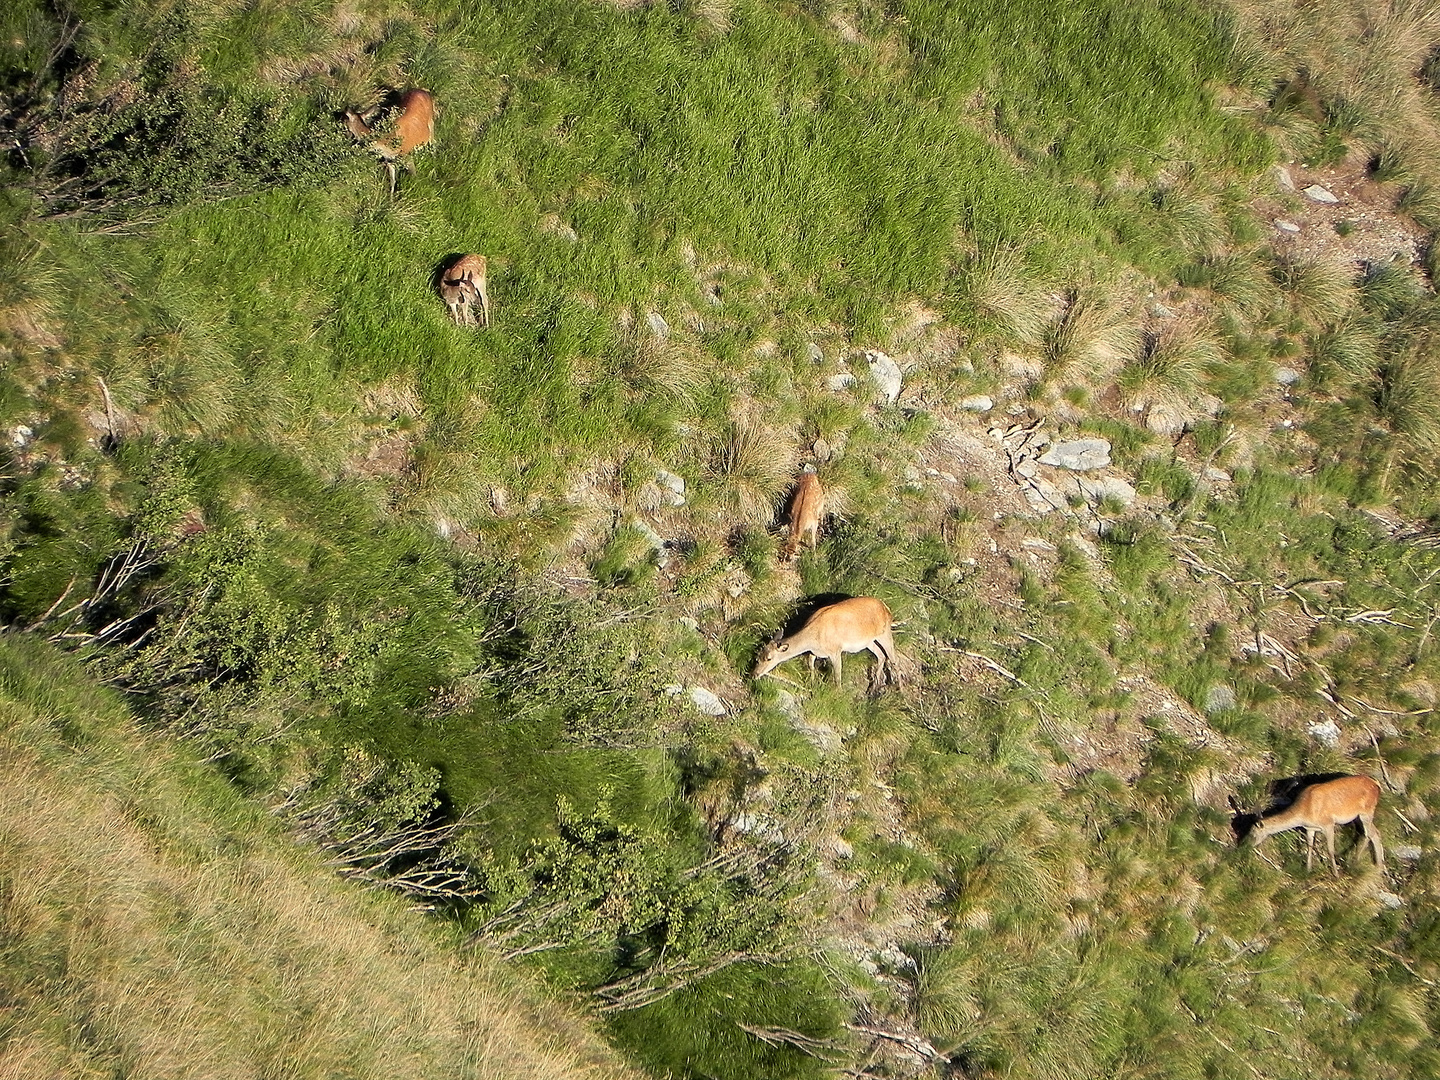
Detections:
[1302, 828, 1317, 872]
[1360, 812, 1385, 870]
[385, 161, 399, 199]
[830, 653, 842, 685]
[476, 280, 491, 328]
[1325, 826, 1340, 877]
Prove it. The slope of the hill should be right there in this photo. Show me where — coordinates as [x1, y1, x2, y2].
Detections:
[4, 1, 1440, 1078]
[0, 634, 642, 1080]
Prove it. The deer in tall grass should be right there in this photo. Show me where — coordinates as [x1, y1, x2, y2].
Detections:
[1244, 774, 1384, 876]
[753, 596, 898, 691]
[345, 89, 435, 197]
[439, 254, 491, 327]
[781, 469, 823, 561]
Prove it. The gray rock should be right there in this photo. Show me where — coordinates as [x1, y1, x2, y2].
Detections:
[1274, 366, 1302, 387]
[812, 437, 832, 462]
[1023, 478, 1069, 514]
[1078, 475, 1137, 509]
[1395, 845, 1423, 863]
[1274, 165, 1296, 192]
[688, 686, 727, 716]
[960, 394, 994, 413]
[1204, 684, 1237, 713]
[655, 469, 686, 506]
[1275, 220, 1301, 234]
[646, 311, 671, 341]
[807, 342, 824, 364]
[826, 372, 857, 393]
[1302, 184, 1339, 204]
[1146, 403, 1190, 436]
[1378, 891, 1404, 910]
[1013, 458, 1039, 479]
[1037, 438, 1112, 471]
[864, 349, 904, 405]
[1306, 718, 1342, 747]
[1204, 467, 1232, 483]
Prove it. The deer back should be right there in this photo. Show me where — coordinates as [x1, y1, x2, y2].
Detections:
[347, 89, 435, 159]
[1251, 775, 1379, 840]
[783, 471, 823, 556]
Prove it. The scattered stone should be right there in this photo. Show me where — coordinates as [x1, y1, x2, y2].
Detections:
[1306, 718, 1342, 747]
[1013, 458, 1039, 479]
[807, 342, 824, 364]
[1077, 475, 1137, 509]
[646, 311, 670, 340]
[1395, 845, 1423, 862]
[826, 372, 857, 392]
[490, 486, 509, 514]
[1021, 536, 1058, 552]
[1146, 403, 1191, 436]
[655, 468, 686, 506]
[1148, 301, 1176, 319]
[1023, 478, 1069, 514]
[678, 616, 700, 633]
[1377, 891, 1405, 910]
[730, 812, 783, 842]
[864, 349, 904, 405]
[11, 425, 33, 448]
[812, 437, 832, 462]
[903, 464, 922, 482]
[631, 518, 670, 567]
[858, 958, 880, 977]
[1275, 220, 1301, 234]
[794, 719, 843, 756]
[1204, 684, 1237, 713]
[1302, 184, 1339, 204]
[1001, 352, 1044, 379]
[1274, 165, 1296, 192]
[688, 686, 727, 716]
[939, 471, 956, 483]
[826, 836, 855, 860]
[1205, 467, 1232, 482]
[960, 394, 994, 413]
[1037, 438, 1111, 471]
[1274, 366, 1302, 387]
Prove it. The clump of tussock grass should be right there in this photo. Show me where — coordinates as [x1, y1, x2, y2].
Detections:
[1306, 318, 1381, 390]
[1152, 177, 1226, 257]
[708, 417, 792, 521]
[1119, 320, 1222, 409]
[1359, 259, 1426, 316]
[1269, 252, 1356, 325]
[1375, 352, 1440, 456]
[1040, 287, 1136, 385]
[954, 244, 1050, 345]
[1397, 179, 1440, 229]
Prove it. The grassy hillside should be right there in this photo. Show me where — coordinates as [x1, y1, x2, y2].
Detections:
[0, 634, 640, 1080]
[3, 0, 1440, 1078]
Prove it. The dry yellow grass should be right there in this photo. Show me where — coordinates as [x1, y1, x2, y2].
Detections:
[0, 645, 640, 1080]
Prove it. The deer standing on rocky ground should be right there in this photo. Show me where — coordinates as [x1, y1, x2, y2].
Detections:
[345, 89, 435, 197]
[782, 469, 823, 560]
[1244, 774, 1384, 876]
[753, 596, 898, 691]
[440, 254, 491, 327]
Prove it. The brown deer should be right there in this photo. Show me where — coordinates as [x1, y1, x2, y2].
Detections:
[1245, 774, 1384, 876]
[345, 89, 435, 197]
[439, 254, 491, 327]
[781, 469, 823, 560]
[753, 596, 898, 690]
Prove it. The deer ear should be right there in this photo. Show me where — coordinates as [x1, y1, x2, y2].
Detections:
[777, 643, 790, 654]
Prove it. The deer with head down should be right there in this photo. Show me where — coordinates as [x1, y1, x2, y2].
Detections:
[439, 254, 491, 327]
[753, 596, 898, 691]
[1244, 774, 1384, 876]
[345, 88, 435, 197]
[781, 469, 823, 561]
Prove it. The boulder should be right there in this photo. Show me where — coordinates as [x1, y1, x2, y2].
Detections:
[864, 350, 904, 405]
[1037, 438, 1111, 471]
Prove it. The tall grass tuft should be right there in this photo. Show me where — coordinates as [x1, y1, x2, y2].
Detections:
[1119, 320, 1222, 408]
[954, 243, 1051, 345]
[1041, 287, 1136, 385]
[709, 417, 792, 521]
[1270, 252, 1355, 326]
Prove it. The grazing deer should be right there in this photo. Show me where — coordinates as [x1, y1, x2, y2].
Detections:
[781, 469, 823, 560]
[439, 254, 491, 327]
[1245, 774, 1384, 876]
[753, 596, 898, 690]
[345, 88, 435, 197]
